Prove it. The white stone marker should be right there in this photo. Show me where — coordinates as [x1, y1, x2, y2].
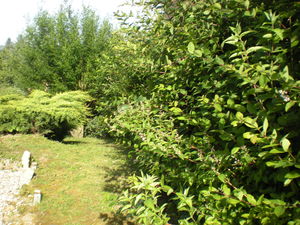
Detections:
[21, 151, 31, 169]
[33, 190, 42, 205]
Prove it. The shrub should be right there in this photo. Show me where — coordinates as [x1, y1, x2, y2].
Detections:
[0, 90, 91, 141]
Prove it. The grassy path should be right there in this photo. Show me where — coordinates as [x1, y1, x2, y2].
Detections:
[0, 134, 135, 225]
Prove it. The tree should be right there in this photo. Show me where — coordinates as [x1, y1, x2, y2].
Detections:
[0, 38, 15, 86]
[5, 38, 12, 47]
[8, 4, 112, 93]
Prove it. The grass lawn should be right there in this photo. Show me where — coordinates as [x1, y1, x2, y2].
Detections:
[0, 134, 135, 225]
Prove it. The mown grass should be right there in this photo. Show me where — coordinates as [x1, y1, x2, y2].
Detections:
[0, 134, 135, 225]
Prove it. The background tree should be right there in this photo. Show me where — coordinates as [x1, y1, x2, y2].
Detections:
[0, 38, 16, 87]
[4, 4, 112, 93]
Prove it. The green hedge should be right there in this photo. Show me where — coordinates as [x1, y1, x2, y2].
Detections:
[95, 0, 300, 224]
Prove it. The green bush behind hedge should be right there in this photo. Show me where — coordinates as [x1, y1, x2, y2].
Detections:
[0, 90, 91, 140]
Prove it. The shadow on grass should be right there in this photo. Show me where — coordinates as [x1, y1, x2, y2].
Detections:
[102, 147, 138, 194]
[99, 142, 139, 224]
[98, 212, 136, 225]
[62, 137, 116, 146]
[61, 140, 88, 145]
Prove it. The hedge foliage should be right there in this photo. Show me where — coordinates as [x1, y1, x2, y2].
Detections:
[91, 0, 300, 224]
[0, 90, 91, 140]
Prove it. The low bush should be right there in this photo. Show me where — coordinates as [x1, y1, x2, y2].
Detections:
[0, 90, 91, 141]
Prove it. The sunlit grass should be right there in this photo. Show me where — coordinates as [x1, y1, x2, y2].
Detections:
[0, 134, 135, 225]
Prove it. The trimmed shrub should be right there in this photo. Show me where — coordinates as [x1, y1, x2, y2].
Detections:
[0, 90, 91, 141]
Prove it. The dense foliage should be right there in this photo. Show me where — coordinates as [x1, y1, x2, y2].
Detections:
[0, 90, 91, 140]
[88, 0, 300, 224]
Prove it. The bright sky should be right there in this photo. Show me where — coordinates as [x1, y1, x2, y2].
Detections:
[0, 0, 130, 45]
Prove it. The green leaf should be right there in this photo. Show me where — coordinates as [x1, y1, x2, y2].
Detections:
[285, 171, 300, 179]
[220, 132, 232, 141]
[162, 185, 174, 196]
[281, 138, 291, 152]
[194, 50, 203, 57]
[234, 104, 246, 112]
[259, 75, 268, 87]
[187, 42, 195, 54]
[271, 129, 278, 140]
[241, 213, 250, 218]
[266, 160, 294, 168]
[227, 98, 234, 106]
[262, 118, 268, 136]
[244, 117, 258, 129]
[144, 198, 155, 210]
[234, 190, 244, 201]
[262, 144, 280, 149]
[273, 28, 284, 40]
[231, 120, 239, 127]
[263, 33, 272, 39]
[246, 194, 257, 205]
[120, 204, 132, 212]
[257, 195, 264, 205]
[134, 194, 142, 205]
[215, 56, 224, 65]
[218, 174, 226, 183]
[214, 104, 222, 112]
[243, 132, 253, 139]
[244, 0, 250, 9]
[227, 198, 239, 205]
[274, 206, 285, 217]
[169, 26, 174, 35]
[170, 107, 183, 115]
[258, 151, 269, 158]
[222, 184, 231, 196]
[212, 3, 222, 9]
[269, 149, 285, 154]
[261, 217, 271, 224]
[203, 10, 210, 15]
[236, 112, 243, 120]
[231, 147, 240, 154]
[250, 135, 258, 144]
[285, 101, 295, 112]
[284, 178, 292, 186]
[246, 46, 268, 54]
[291, 35, 299, 47]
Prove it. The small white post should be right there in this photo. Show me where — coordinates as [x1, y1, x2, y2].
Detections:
[33, 190, 42, 205]
[22, 151, 31, 169]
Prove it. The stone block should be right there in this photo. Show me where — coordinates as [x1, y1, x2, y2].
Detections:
[33, 190, 41, 205]
[21, 151, 31, 169]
